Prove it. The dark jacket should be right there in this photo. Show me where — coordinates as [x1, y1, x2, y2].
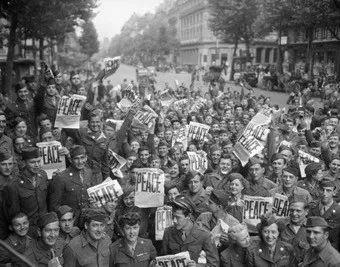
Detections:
[63, 231, 111, 267]
[301, 241, 340, 267]
[48, 166, 102, 217]
[309, 201, 340, 250]
[248, 240, 297, 267]
[109, 237, 156, 267]
[161, 224, 219, 267]
[4, 168, 48, 224]
[220, 243, 249, 267]
[24, 239, 63, 267]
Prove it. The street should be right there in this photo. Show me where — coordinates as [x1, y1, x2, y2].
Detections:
[106, 64, 290, 107]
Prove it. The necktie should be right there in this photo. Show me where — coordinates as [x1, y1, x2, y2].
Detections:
[181, 231, 186, 241]
[31, 176, 36, 187]
[79, 170, 84, 184]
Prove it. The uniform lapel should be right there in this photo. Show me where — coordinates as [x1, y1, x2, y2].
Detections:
[322, 202, 337, 219]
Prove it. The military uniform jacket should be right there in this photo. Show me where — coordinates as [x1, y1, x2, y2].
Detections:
[4, 168, 48, 223]
[48, 166, 101, 215]
[309, 201, 340, 250]
[63, 232, 112, 267]
[77, 128, 109, 179]
[220, 243, 249, 267]
[0, 234, 32, 266]
[161, 224, 219, 267]
[24, 239, 63, 267]
[109, 237, 156, 267]
[279, 218, 309, 263]
[301, 241, 340, 267]
[248, 240, 297, 267]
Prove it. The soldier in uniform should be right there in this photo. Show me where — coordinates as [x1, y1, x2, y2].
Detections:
[248, 214, 297, 266]
[63, 208, 112, 267]
[270, 166, 313, 205]
[25, 212, 62, 266]
[0, 151, 17, 239]
[55, 205, 80, 248]
[0, 212, 32, 265]
[109, 212, 157, 267]
[71, 111, 109, 179]
[301, 216, 340, 266]
[4, 147, 48, 235]
[245, 157, 276, 197]
[162, 195, 219, 266]
[220, 223, 251, 267]
[308, 180, 340, 250]
[279, 196, 309, 263]
[182, 171, 210, 212]
[48, 145, 102, 221]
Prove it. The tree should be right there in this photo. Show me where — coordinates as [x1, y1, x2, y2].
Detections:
[208, 0, 258, 79]
[254, 0, 294, 74]
[0, 0, 97, 94]
[79, 20, 99, 59]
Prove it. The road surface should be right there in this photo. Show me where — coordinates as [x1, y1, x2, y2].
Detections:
[106, 64, 289, 107]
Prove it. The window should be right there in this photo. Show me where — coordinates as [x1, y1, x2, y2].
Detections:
[256, 47, 263, 63]
[265, 48, 271, 63]
[273, 48, 278, 63]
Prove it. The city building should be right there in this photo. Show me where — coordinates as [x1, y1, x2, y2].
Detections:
[167, 0, 278, 78]
[282, 26, 340, 79]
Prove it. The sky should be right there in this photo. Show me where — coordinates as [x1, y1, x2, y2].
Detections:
[93, 0, 162, 41]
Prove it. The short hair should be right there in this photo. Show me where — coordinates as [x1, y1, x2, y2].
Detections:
[185, 171, 203, 184]
[228, 223, 248, 242]
[10, 212, 28, 225]
[165, 184, 180, 195]
[118, 212, 141, 228]
[138, 146, 150, 154]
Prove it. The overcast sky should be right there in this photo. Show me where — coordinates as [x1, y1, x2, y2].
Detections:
[93, 0, 162, 41]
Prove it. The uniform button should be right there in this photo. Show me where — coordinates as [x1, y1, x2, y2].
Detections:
[280, 247, 284, 251]
[20, 180, 24, 184]
[70, 173, 73, 176]
[259, 249, 262, 253]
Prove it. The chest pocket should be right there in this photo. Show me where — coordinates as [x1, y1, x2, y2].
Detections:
[18, 187, 34, 199]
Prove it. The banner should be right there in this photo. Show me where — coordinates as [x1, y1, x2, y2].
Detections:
[172, 126, 188, 151]
[189, 98, 206, 113]
[117, 98, 133, 113]
[187, 122, 210, 141]
[54, 94, 87, 129]
[298, 150, 320, 178]
[173, 99, 188, 110]
[108, 149, 126, 171]
[273, 193, 289, 217]
[160, 90, 174, 108]
[106, 119, 124, 131]
[187, 151, 208, 174]
[156, 252, 191, 267]
[131, 105, 158, 130]
[233, 109, 272, 166]
[134, 168, 165, 208]
[87, 178, 123, 207]
[36, 141, 66, 179]
[155, 206, 173, 240]
[243, 195, 273, 227]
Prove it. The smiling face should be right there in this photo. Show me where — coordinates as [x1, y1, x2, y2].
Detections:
[229, 178, 244, 196]
[289, 202, 308, 225]
[123, 223, 140, 243]
[261, 223, 279, 248]
[41, 221, 59, 247]
[282, 170, 298, 189]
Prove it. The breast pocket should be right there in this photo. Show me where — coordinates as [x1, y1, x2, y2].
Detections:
[136, 252, 150, 262]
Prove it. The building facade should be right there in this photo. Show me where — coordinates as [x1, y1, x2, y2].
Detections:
[282, 26, 340, 79]
[167, 0, 278, 74]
